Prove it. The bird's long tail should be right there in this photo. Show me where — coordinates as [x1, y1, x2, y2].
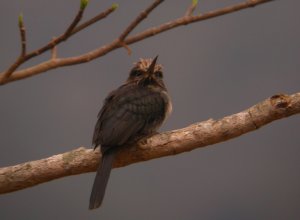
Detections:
[89, 149, 115, 209]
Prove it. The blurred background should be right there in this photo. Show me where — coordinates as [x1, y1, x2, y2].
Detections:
[0, 0, 299, 219]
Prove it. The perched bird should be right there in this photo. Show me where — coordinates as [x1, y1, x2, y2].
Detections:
[89, 56, 172, 209]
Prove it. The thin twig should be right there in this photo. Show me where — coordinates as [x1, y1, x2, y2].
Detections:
[119, 41, 132, 55]
[118, 0, 164, 47]
[0, 93, 299, 194]
[25, 3, 116, 59]
[19, 14, 26, 56]
[64, 4, 85, 37]
[25, 1, 89, 60]
[0, 0, 274, 85]
[2, 14, 27, 80]
[71, 4, 118, 36]
[126, 0, 273, 44]
[118, 0, 164, 54]
[51, 38, 58, 60]
[1, 1, 88, 81]
[185, 0, 198, 16]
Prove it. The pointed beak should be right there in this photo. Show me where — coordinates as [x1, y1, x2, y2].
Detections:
[146, 55, 158, 75]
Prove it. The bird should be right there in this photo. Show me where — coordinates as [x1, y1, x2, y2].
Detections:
[89, 56, 172, 209]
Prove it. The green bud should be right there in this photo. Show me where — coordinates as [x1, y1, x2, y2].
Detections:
[18, 13, 23, 26]
[111, 3, 119, 10]
[192, 0, 198, 6]
[80, 0, 89, 10]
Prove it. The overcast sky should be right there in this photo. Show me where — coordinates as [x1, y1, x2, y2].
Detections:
[0, 0, 300, 219]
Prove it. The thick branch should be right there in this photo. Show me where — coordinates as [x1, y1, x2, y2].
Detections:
[0, 93, 299, 194]
[0, 0, 274, 85]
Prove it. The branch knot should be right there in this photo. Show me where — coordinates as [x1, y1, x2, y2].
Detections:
[270, 94, 291, 109]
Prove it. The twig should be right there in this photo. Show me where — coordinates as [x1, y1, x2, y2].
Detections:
[64, 1, 86, 37]
[19, 13, 26, 56]
[0, 0, 274, 85]
[119, 0, 164, 41]
[0, 92, 299, 194]
[0, 1, 117, 84]
[25, 0, 90, 60]
[25, 2, 116, 60]
[119, 41, 132, 55]
[2, 14, 27, 80]
[2, 1, 88, 80]
[118, 0, 164, 53]
[71, 4, 118, 36]
[51, 38, 58, 60]
[185, 0, 198, 16]
[126, 0, 273, 43]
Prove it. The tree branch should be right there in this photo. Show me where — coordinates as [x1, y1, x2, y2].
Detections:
[118, 0, 164, 54]
[0, 1, 116, 84]
[70, 4, 118, 36]
[119, 0, 163, 42]
[0, 93, 299, 194]
[0, 0, 274, 85]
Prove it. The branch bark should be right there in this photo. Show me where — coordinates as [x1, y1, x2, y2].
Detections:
[1, 93, 299, 194]
[0, 0, 274, 85]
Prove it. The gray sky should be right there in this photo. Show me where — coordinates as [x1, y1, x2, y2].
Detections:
[0, 0, 300, 219]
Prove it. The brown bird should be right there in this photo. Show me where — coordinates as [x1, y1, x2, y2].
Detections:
[89, 56, 172, 209]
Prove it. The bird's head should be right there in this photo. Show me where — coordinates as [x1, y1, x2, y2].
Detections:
[127, 56, 166, 90]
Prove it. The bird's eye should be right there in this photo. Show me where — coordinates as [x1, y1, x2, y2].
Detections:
[154, 71, 163, 79]
[130, 70, 143, 78]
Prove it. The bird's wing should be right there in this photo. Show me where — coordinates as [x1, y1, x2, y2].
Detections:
[92, 85, 167, 150]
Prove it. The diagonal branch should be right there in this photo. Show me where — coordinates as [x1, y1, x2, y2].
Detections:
[0, 0, 274, 85]
[0, 93, 299, 194]
[119, 0, 164, 41]
[118, 0, 163, 54]
[70, 4, 118, 36]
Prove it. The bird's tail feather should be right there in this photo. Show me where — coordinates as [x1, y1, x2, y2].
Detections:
[89, 150, 115, 209]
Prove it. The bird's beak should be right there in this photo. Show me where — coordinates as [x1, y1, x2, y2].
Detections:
[147, 55, 158, 75]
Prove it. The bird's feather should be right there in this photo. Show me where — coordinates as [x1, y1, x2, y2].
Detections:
[89, 150, 115, 209]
